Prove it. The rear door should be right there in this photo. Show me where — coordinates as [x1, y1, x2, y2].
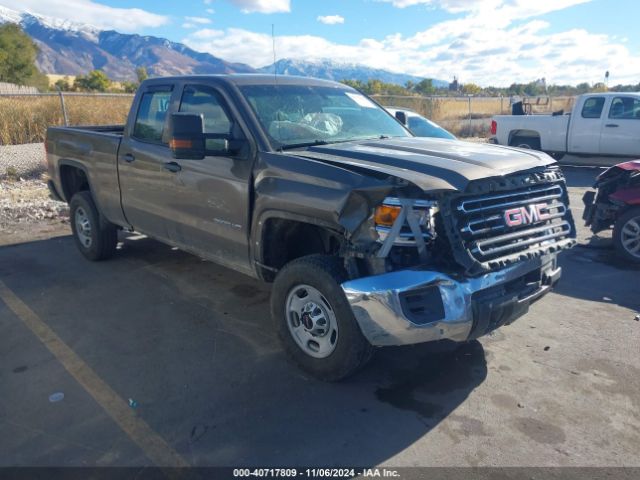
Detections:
[599, 96, 640, 156]
[567, 96, 607, 154]
[167, 83, 254, 273]
[118, 84, 179, 241]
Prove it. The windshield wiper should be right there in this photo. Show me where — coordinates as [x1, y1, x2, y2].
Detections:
[279, 139, 358, 151]
[279, 140, 331, 151]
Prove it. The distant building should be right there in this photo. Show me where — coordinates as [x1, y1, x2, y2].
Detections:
[0, 82, 39, 94]
[449, 77, 459, 92]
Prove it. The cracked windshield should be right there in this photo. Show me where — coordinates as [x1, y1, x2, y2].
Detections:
[240, 84, 410, 149]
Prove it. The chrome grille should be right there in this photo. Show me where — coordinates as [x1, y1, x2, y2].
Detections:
[453, 181, 574, 265]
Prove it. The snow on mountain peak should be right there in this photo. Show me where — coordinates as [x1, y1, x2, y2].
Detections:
[0, 5, 100, 41]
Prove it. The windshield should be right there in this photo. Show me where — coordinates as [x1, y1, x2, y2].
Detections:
[239, 84, 411, 149]
[407, 115, 456, 139]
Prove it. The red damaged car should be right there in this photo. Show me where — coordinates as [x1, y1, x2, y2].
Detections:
[583, 160, 640, 263]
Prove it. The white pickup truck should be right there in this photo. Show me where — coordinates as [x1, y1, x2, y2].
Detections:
[490, 92, 640, 159]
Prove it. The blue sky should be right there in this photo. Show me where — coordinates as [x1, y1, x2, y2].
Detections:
[2, 0, 639, 86]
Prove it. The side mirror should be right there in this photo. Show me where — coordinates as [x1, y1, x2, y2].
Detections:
[169, 113, 205, 160]
[395, 111, 407, 125]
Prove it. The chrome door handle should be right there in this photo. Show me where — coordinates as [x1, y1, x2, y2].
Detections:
[123, 153, 136, 162]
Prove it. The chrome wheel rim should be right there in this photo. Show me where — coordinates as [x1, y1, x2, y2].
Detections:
[75, 206, 92, 248]
[285, 284, 338, 358]
[621, 216, 640, 259]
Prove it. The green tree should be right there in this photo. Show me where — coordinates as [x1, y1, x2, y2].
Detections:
[136, 66, 148, 83]
[54, 76, 72, 91]
[0, 23, 48, 89]
[121, 81, 138, 93]
[414, 78, 436, 95]
[461, 83, 482, 95]
[74, 70, 111, 92]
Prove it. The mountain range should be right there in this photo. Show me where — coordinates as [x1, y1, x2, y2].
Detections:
[258, 59, 446, 88]
[0, 6, 444, 87]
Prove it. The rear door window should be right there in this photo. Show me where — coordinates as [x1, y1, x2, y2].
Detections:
[581, 97, 605, 119]
[132, 90, 172, 143]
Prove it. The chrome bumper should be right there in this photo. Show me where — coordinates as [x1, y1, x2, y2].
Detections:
[341, 255, 560, 346]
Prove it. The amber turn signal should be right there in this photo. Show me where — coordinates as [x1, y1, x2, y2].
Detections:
[169, 138, 193, 149]
[374, 204, 401, 227]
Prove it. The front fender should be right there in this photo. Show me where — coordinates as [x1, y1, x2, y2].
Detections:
[250, 152, 400, 268]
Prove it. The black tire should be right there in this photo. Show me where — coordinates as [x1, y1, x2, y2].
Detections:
[510, 136, 541, 150]
[613, 207, 640, 264]
[69, 191, 118, 261]
[271, 255, 374, 381]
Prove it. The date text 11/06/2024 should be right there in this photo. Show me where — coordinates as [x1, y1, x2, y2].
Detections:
[233, 468, 400, 477]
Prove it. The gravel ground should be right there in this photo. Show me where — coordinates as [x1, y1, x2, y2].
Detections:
[0, 143, 47, 179]
[1, 144, 68, 244]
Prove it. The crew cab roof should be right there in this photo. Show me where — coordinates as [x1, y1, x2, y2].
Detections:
[140, 74, 351, 89]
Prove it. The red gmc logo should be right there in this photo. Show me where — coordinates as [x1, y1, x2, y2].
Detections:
[504, 203, 551, 227]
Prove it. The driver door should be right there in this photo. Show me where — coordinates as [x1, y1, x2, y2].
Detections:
[167, 83, 254, 274]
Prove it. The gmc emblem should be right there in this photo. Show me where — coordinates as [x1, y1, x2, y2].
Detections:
[504, 203, 551, 227]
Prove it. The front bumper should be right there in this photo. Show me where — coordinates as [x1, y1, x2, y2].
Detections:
[341, 255, 560, 346]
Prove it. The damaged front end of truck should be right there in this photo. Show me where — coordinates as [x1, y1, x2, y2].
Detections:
[333, 165, 577, 346]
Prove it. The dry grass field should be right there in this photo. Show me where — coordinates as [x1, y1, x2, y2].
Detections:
[0, 95, 132, 145]
[0, 93, 574, 145]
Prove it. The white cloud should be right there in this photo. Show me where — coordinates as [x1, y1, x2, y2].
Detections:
[317, 15, 345, 25]
[379, 0, 485, 12]
[184, 0, 640, 86]
[185, 16, 211, 24]
[0, 0, 168, 31]
[182, 16, 211, 29]
[227, 0, 290, 14]
[206, 8, 215, 14]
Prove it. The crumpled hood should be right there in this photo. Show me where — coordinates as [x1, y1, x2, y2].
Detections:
[293, 137, 555, 192]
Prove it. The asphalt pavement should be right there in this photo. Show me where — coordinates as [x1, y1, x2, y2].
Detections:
[0, 167, 638, 468]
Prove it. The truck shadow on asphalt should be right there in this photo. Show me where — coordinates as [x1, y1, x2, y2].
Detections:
[554, 247, 640, 312]
[0, 234, 488, 466]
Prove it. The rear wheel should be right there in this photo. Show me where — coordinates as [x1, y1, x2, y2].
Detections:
[271, 255, 374, 381]
[69, 191, 118, 261]
[510, 136, 541, 150]
[613, 207, 640, 264]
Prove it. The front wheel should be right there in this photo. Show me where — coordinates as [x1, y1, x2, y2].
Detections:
[271, 255, 374, 381]
[613, 207, 640, 264]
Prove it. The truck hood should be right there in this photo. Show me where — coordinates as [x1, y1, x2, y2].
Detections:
[292, 137, 555, 192]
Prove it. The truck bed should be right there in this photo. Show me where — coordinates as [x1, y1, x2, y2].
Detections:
[53, 124, 125, 136]
[46, 124, 126, 225]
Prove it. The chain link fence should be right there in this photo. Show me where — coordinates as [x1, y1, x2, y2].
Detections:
[0, 92, 134, 145]
[372, 95, 575, 137]
[0, 91, 576, 145]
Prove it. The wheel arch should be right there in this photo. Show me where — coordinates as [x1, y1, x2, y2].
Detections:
[58, 160, 93, 202]
[508, 129, 541, 146]
[252, 210, 346, 281]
